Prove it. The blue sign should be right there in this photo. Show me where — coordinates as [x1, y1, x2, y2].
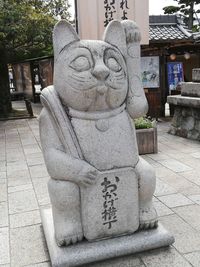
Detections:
[167, 62, 184, 91]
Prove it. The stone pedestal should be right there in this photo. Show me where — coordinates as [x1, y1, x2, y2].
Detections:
[41, 208, 174, 267]
[167, 69, 200, 140]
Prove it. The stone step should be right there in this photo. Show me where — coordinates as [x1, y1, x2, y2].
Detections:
[181, 82, 200, 98]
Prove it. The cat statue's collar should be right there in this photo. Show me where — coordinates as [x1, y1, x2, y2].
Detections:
[68, 104, 125, 121]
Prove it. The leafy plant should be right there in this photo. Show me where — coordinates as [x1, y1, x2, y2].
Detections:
[0, 0, 71, 116]
[134, 117, 154, 129]
[163, 0, 200, 31]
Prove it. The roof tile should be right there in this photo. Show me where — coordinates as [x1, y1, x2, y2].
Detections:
[149, 24, 190, 41]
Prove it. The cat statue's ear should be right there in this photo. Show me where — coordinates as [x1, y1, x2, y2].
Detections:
[103, 20, 127, 56]
[53, 20, 80, 59]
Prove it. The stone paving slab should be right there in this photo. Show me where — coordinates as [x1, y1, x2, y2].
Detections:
[10, 210, 41, 229]
[8, 189, 38, 214]
[0, 227, 10, 265]
[140, 247, 192, 267]
[153, 201, 174, 217]
[154, 178, 177, 197]
[0, 202, 8, 228]
[190, 152, 200, 159]
[160, 214, 200, 254]
[158, 159, 193, 173]
[10, 224, 49, 266]
[0, 182, 7, 202]
[157, 193, 194, 208]
[188, 194, 200, 205]
[32, 178, 50, 206]
[184, 251, 200, 267]
[29, 164, 49, 179]
[158, 172, 200, 196]
[173, 204, 200, 231]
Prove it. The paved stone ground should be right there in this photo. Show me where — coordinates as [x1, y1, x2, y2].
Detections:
[1, 101, 200, 266]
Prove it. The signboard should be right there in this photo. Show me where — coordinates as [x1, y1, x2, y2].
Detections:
[167, 62, 184, 91]
[141, 56, 160, 88]
[76, 0, 149, 44]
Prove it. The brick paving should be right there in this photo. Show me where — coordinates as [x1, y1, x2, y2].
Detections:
[1, 102, 200, 266]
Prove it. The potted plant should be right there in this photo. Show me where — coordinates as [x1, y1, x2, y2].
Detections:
[134, 117, 158, 155]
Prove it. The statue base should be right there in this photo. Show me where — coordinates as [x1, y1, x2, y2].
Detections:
[41, 208, 174, 267]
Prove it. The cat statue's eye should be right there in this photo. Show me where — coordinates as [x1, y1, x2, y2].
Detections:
[70, 56, 91, 72]
[106, 57, 122, 72]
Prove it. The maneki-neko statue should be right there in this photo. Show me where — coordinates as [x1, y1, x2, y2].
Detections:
[39, 19, 174, 267]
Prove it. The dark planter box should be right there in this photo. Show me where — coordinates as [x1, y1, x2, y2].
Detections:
[136, 127, 158, 155]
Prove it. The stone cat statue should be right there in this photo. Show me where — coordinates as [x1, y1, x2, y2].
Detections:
[39, 19, 158, 247]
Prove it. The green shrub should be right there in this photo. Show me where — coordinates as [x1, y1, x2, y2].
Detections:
[134, 117, 154, 129]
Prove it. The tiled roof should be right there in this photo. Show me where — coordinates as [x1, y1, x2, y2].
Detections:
[149, 15, 193, 42]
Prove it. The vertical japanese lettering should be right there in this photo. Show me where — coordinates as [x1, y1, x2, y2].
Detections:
[104, 0, 116, 27]
[101, 176, 120, 229]
[120, 0, 129, 20]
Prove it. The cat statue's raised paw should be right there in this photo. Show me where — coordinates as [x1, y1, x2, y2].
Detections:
[39, 19, 158, 246]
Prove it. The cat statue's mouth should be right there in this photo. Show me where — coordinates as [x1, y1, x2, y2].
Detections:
[96, 85, 108, 96]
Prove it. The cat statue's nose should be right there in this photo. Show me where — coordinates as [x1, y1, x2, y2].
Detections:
[92, 64, 110, 81]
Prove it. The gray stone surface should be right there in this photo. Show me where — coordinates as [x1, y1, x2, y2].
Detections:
[0, 172, 6, 179]
[153, 201, 174, 217]
[184, 251, 200, 267]
[141, 247, 192, 267]
[192, 68, 200, 82]
[158, 159, 192, 173]
[160, 214, 200, 254]
[191, 152, 200, 158]
[39, 19, 158, 248]
[29, 164, 49, 179]
[157, 193, 193, 208]
[10, 210, 41, 229]
[8, 189, 38, 214]
[25, 262, 51, 267]
[181, 82, 200, 97]
[0, 202, 8, 227]
[160, 173, 200, 196]
[188, 194, 200, 204]
[8, 183, 33, 194]
[81, 168, 139, 241]
[23, 144, 41, 155]
[0, 228, 10, 265]
[154, 178, 177, 197]
[173, 204, 200, 231]
[41, 208, 174, 267]
[167, 95, 200, 108]
[0, 182, 7, 202]
[10, 225, 49, 266]
[27, 154, 45, 166]
[32, 177, 50, 206]
[168, 75, 200, 141]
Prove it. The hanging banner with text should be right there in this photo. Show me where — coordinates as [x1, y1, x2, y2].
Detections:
[76, 0, 149, 44]
[167, 62, 184, 91]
